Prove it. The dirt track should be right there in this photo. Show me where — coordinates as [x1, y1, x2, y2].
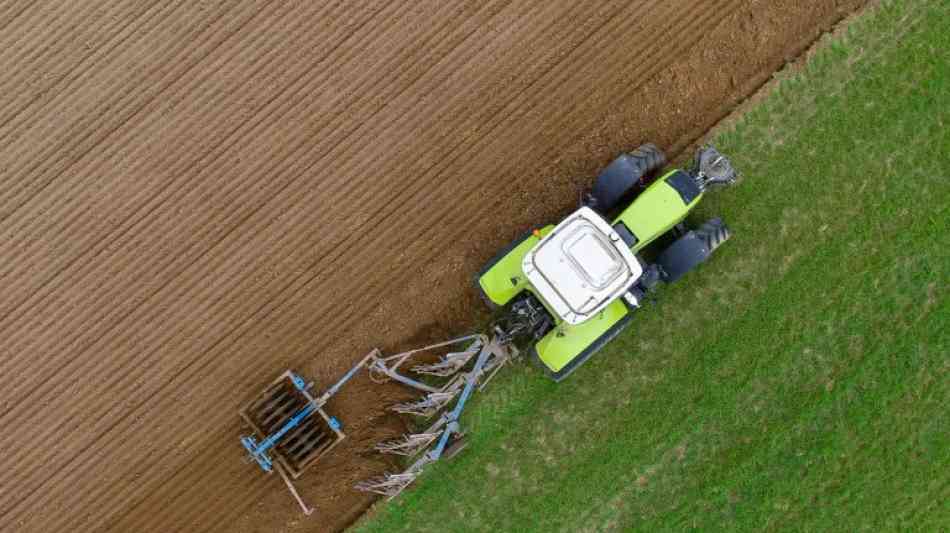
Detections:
[0, 1, 866, 531]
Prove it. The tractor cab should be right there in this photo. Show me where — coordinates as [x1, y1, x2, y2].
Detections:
[521, 207, 642, 325]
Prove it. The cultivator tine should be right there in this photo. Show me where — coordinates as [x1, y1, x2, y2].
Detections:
[411, 348, 479, 376]
[375, 432, 438, 456]
[390, 391, 456, 417]
[354, 472, 418, 499]
[478, 356, 508, 391]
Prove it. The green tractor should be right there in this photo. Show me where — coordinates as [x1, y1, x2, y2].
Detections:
[477, 144, 737, 381]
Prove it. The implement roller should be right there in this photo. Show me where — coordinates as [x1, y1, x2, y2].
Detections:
[239, 364, 361, 514]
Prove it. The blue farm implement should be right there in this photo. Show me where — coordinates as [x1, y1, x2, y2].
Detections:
[239, 332, 517, 513]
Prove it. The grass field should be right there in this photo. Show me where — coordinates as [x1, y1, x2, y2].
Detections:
[356, 1, 949, 530]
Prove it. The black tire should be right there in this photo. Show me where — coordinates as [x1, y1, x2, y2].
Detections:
[657, 218, 731, 283]
[629, 143, 667, 174]
[590, 143, 667, 212]
[695, 217, 731, 253]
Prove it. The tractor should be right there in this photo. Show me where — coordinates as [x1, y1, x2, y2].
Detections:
[477, 144, 737, 381]
[242, 144, 739, 510]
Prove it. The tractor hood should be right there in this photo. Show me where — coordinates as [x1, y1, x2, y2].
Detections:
[522, 207, 642, 325]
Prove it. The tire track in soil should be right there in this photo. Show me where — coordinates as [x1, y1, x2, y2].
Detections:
[0, 0, 512, 524]
[0, 1, 434, 354]
[0, 0, 47, 35]
[0, 0, 446, 486]
[0, 0, 353, 365]
[0, 1, 184, 150]
[0, 1, 410, 328]
[0, 0, 400, 508]
[0, 0, 358, 320]
[0, 0, 306, 426]
[3, 0, 564, 524]
[0, 0, 348, 280]
[0, 0, 868, 532]
[1, 0, 616, 528]
[0, 0, 270, 223]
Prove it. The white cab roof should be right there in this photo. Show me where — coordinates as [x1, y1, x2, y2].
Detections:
[522, 207, 642, 325]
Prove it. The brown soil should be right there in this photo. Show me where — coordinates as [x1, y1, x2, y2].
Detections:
[0, 1, 866, 532]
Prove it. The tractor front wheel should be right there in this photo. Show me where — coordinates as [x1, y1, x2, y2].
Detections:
[589, 143, 666, 213]
[657, 218, 731, 283]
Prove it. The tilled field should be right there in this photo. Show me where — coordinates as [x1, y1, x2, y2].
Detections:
[0, 1, 865, 532]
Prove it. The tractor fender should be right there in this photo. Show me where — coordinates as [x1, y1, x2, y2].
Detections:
[476, 227, 550, 308]
[532, 299, 632, 382]
[613, 170, 704, 253]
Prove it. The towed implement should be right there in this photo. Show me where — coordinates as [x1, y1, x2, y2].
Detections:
[240, 333, 517, 511]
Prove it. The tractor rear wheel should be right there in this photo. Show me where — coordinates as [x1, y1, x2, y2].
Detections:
[590, 143, 666, 212]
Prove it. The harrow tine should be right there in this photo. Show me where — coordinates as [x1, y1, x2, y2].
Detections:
[259, 398, 298, 433]
[354, 472, 418, 499]
[250, 384, 287, 414]
[283, 421, 324, 459]
[375, 432, 438, 456]
[390, 392, 456, 417]
[411, 349, 479, 376]
[289, 431, 327, 463]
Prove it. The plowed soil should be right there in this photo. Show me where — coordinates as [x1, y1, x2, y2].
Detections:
[0, 1, 866, 532]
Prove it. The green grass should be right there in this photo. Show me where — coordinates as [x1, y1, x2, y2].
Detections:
[355, 1, 949, 530]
